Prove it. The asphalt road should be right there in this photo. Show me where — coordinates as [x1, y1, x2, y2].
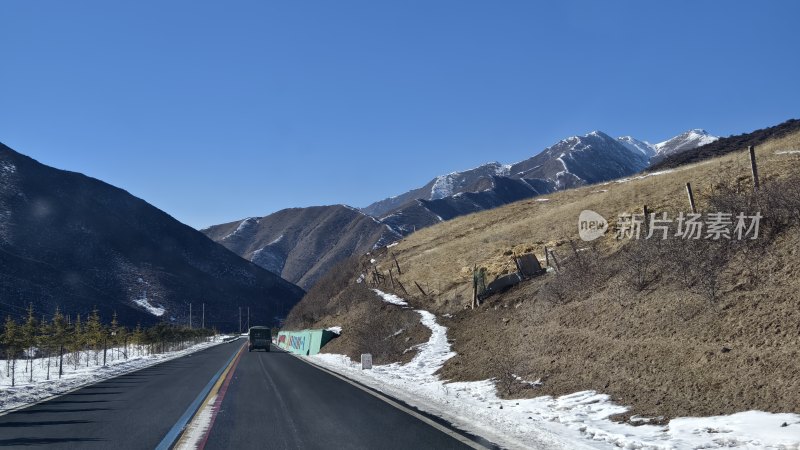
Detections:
[203, 346, 473, 450]
[0, 340, 243, 449]
[0, 341, 479, 449]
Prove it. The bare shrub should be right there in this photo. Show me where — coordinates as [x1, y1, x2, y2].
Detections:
[618, 238, 663, 292]
[493, 352, 531, 396]
[540, 245, 611, 305]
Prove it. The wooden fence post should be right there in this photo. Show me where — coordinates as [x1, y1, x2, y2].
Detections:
[686, 182, 697, 213]
[393, 254, 402, 275]
[749, 145, 760, 191]
[471, 269, 477, 310]
[414, 281, 427, 296]
[396, 279, 409, 296]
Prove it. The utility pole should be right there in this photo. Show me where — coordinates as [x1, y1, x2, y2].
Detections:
[247, 307, 250, 330]
[189, 303, 192, 329]
[202, 303, 205, 329]
[239, 307, 242, 334]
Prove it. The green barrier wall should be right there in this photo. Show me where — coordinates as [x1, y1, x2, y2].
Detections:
[277, 329, 338, 355]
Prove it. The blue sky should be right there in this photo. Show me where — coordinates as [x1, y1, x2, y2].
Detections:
[1, 1, 798, 228]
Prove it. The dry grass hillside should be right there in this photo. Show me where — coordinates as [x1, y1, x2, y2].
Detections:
[382, 131, 800, 314]
[288, 129, 800, 421]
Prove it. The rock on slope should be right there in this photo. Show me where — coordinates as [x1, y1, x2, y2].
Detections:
[0, 143, 304, 328]
[202, 205, 400, 290]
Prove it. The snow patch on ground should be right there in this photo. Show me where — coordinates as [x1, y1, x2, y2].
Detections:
[1, 163, 16, 173]
[776, 150, 800, 155]
[372, 289, 408, 306]
[308, 293, 800, 449]
[0, 336, 235, 413]
[325, 326, 342, 335]
[133, 292, 166, 316]
[605, 169, 675, 185]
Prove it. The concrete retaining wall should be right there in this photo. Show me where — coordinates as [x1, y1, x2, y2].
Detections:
[277, 329, 338, 355]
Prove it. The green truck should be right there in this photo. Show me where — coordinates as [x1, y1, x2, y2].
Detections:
[248, 326, 271, 352]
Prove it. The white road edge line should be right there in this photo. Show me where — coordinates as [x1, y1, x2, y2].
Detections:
[292, 352, 490, 450]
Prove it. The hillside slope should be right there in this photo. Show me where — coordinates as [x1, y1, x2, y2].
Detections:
[202, 205, 400, 289]
[286, 126, 800, 420]
[0, 143, 304, 328]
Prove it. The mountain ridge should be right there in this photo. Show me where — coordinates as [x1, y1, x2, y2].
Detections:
[207, 127, 717, 289]
[202, 204, 400, 290]
[0, 142, 304, 328]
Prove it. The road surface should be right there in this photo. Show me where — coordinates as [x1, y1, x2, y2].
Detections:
[0, 340, 484, 449]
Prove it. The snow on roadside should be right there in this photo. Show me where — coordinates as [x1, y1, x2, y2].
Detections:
[0, 336, 236, 413]
[307, 294, 800, 449]
[175, 392, 217, 450]
[372, 289, 408, 306]
[325, 326, 343, 335]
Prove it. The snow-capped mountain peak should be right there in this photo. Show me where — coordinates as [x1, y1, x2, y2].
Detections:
[654, 129, 718, 156]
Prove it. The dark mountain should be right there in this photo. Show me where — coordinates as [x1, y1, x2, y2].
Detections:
[651, 119, 800, 170]
[362, 162, 513, 218]
[202, 205, 400, 290]
[0, 143, 304, 329]
[507, 130, 651, 187]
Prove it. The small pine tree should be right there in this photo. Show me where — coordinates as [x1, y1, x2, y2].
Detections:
[2, 316, 20, 387]
[52, 307, 67, 377]
[85, 307, 103, 365]
[109, 312, 119, 361]
[71, 314, 83, 369]
[22, 304, 38, 382]
[38, 314, 53, 381]
[132, 323, 143, 356]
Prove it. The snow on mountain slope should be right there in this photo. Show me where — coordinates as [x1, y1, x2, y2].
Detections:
[509, 130, 650, 188]
[617, 136, 656, 158]
[430, 162, 510, 200]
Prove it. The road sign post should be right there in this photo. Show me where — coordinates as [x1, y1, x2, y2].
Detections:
[361, 353, 373, 370]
